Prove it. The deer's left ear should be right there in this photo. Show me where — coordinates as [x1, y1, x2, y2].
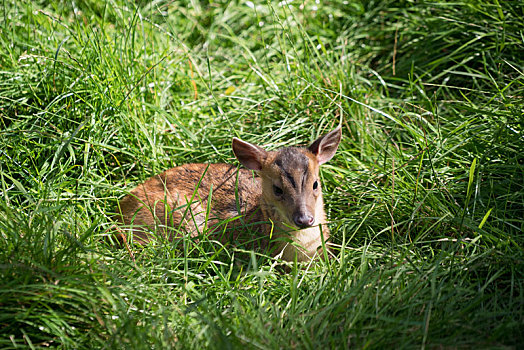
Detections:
[308, 125, 342, 165]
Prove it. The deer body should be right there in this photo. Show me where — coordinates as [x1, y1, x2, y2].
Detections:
[117, 126, 341, 262]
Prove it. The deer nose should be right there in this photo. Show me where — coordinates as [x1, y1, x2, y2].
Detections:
[293, 212, 314, 228]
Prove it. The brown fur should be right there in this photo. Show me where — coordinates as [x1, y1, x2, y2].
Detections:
[115, 126, 342, 262]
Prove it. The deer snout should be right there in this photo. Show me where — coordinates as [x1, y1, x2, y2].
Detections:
[293, 212, 314, 228]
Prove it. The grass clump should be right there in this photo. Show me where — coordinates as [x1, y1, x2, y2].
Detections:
[1, 0, 523, 348]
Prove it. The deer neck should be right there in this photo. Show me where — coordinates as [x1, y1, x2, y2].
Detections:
[258, 194, 329, 261]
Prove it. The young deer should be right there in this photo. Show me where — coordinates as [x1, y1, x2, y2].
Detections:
[116, 126, 341, 262]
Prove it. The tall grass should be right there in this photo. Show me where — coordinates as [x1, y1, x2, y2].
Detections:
[1, 0, 523, 348]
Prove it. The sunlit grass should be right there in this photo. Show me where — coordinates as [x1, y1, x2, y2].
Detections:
[1, 0, 523, 348]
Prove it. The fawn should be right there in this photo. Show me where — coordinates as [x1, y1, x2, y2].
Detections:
[116, 125, 341, 262]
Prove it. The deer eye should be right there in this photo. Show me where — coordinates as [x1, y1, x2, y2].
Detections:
[313, 181, 318, 190]
[273, 185, 283, 196]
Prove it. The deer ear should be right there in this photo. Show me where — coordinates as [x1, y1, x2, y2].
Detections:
[232, 138, 268, 171]
[308, 125, 342, 165]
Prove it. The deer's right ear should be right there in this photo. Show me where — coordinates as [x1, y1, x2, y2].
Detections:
[232, 138, 268, 171]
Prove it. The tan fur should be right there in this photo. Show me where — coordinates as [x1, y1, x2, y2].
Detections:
[116, 126, 341, 262]
[117, 164, 263, 243]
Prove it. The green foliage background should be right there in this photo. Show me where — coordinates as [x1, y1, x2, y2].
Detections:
[1, 0, 523, 348]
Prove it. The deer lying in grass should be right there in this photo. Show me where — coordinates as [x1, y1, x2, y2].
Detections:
[116, 126, 341, 262]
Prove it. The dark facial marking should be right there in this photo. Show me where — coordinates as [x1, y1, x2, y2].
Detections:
[275, 148, 308, 171]
[284, 170, 296, 188]
[302, 168, 308, 189]
[275, 147, 309, 189]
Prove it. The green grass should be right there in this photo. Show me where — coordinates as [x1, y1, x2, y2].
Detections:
[1, 0, 523, 348]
